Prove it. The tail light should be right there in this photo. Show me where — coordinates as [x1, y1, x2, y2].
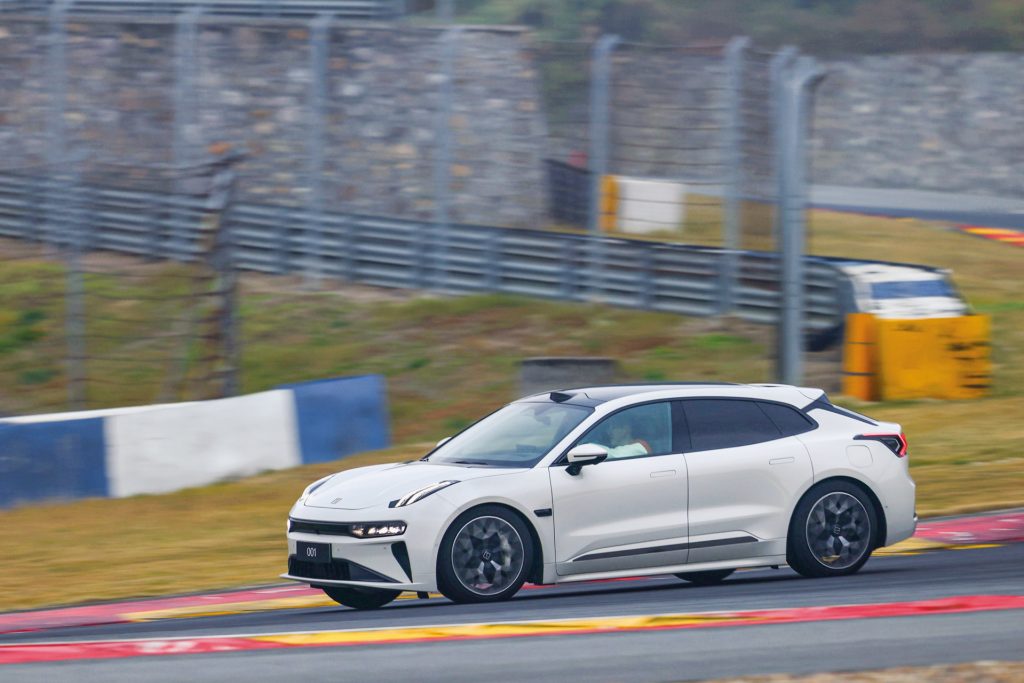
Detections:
[855, 433, 908, 458]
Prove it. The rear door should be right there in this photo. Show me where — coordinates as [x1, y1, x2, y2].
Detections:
[681, 398, 815, 563]
[549, 401, 689, 576]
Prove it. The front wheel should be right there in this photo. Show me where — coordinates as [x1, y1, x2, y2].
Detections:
[322, 585, 401, 610]
[675, 569, 735, 585]
[787, 480, 878, 578]
[437, 505, 534, 604]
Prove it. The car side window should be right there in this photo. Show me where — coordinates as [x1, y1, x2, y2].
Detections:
[757, 401, 816, 437]
[575, 402, 674, 460]
[683, 399, 782, 451]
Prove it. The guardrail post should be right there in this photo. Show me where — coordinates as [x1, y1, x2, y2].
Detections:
[173, 8, 201, 261]
[432, 26, 460, 289]
[777, 56, 826, 386]
[305, 13, 331, 286]
[719, 36, 749, 315]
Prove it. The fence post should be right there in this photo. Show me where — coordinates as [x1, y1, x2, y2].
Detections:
[173, 8, 201, 261]
[44, 0, 67, 254]
[305, 13, 331, 285]
[45, 0, 85, 409]
[777, 56, 826, 386]
[432, 26, 460, 289]
[719, 36, 749, 315]
[64, 160, 87, 410]
[587, 34, 619, 236]
[435, 0, 453, 23]
[770, 46, 799, 248]
[587, 34, 620, 299]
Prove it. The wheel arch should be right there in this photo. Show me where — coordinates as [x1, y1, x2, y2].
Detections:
[437, 500, 545, 585]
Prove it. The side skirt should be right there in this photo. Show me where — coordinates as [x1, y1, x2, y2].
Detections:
[552, 554, 789, 585]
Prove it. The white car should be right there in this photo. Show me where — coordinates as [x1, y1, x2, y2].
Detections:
[283, 384, 916, 609]
[836, 261, 968, 319]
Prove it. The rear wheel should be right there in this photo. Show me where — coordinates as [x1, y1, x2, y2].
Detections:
[788, 480, 877, 578]
[437, 505, 534, 604]
[322, 585, 401, 610]
[674, 569, 735, 585]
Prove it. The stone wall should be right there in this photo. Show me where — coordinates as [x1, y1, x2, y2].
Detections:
[2, 13, 1023, 237]
[812, 54, 1024, 197]
[0, 16, 547, 227]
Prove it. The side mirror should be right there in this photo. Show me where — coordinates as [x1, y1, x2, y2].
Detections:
[436, 437, 452, 448]
[565, 443, 608, 476]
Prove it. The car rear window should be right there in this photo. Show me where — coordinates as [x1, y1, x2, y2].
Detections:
[682, 399, 781, 451]
[870, 280, 954, 299]
[757, 401, 816, 437]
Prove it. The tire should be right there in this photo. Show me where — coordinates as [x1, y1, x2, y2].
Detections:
[322, 585, 401, 610]
[787, 480, 878, 578]
[674, 569, 735, 585]
[437, 505, 534, 604]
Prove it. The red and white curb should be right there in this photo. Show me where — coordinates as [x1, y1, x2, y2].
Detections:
[1, 510, 1021, 636]
[2, 595, 1022, 665]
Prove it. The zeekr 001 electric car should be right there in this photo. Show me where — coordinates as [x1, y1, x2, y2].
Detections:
[283, 384, 916, 609]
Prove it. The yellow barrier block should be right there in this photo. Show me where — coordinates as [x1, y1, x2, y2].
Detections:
[875, 315, 991, 400]
[599, 174, 618, 233]
[842, 313, 878, 401]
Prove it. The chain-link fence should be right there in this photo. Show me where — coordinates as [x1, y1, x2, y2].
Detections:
[0, 8, 826, 414]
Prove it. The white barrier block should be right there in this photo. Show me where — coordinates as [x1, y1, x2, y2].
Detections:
[615, 177, 687, 234]
[106, 389, 301, 498]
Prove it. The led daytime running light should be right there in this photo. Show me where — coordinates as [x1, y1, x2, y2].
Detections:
[350, 522, 407, 538]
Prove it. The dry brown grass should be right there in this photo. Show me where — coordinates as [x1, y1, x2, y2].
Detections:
[0, 208, 1021, 612]
[0, 446, 421, 612]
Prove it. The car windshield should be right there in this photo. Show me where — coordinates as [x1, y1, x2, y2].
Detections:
[870, 279, 955, 299]
[424, 402, 593, 468]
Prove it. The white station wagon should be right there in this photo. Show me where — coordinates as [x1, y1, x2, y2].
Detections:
[284, 384, 916, 608]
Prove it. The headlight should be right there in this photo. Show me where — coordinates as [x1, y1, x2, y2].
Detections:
[350, 522, 407, 538]
[390, 480, 459, 508]
[297, 475, 335, 504]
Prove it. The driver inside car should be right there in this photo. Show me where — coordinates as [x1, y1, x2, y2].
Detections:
[604, 419, 652, 459]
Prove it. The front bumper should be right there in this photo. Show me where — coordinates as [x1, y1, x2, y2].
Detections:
[282, 498, 453, 593]
[282, 537, 429, 591]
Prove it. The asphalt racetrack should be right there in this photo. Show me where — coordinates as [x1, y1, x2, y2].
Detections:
[2, 539, 1022, 682]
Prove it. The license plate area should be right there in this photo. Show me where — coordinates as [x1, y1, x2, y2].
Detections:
[296, 541, 331, 564]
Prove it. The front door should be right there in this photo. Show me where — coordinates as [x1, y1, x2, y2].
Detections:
[549, 401, 688, 576]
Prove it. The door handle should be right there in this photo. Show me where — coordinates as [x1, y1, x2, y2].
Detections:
[650, 469, 676, 478]
[769, 457, 795, 465]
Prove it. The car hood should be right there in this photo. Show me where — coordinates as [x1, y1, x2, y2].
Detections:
[303, 461, 522, 510]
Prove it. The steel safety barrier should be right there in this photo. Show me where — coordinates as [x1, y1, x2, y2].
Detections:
[0, 0, 404, 17]
[0, 172, 844, 331]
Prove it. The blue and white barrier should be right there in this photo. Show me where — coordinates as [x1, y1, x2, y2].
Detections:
[0, 374, 389, 508]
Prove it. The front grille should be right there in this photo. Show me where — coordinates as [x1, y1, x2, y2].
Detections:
[289, 518, 354, 536]
[288, 555, 399, 584]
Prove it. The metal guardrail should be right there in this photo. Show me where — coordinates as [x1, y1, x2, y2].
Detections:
[0, 173, 844, 331]
[0, 0, 405, 17]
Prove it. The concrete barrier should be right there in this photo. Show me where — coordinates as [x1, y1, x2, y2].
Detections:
[600, 175, 687, 235]
[0, 374, 389, 508]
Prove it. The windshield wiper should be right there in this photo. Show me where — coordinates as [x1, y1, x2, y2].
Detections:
[449, 459, 498, 466]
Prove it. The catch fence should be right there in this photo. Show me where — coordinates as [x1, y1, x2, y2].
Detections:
[0, 8, 827, 413]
